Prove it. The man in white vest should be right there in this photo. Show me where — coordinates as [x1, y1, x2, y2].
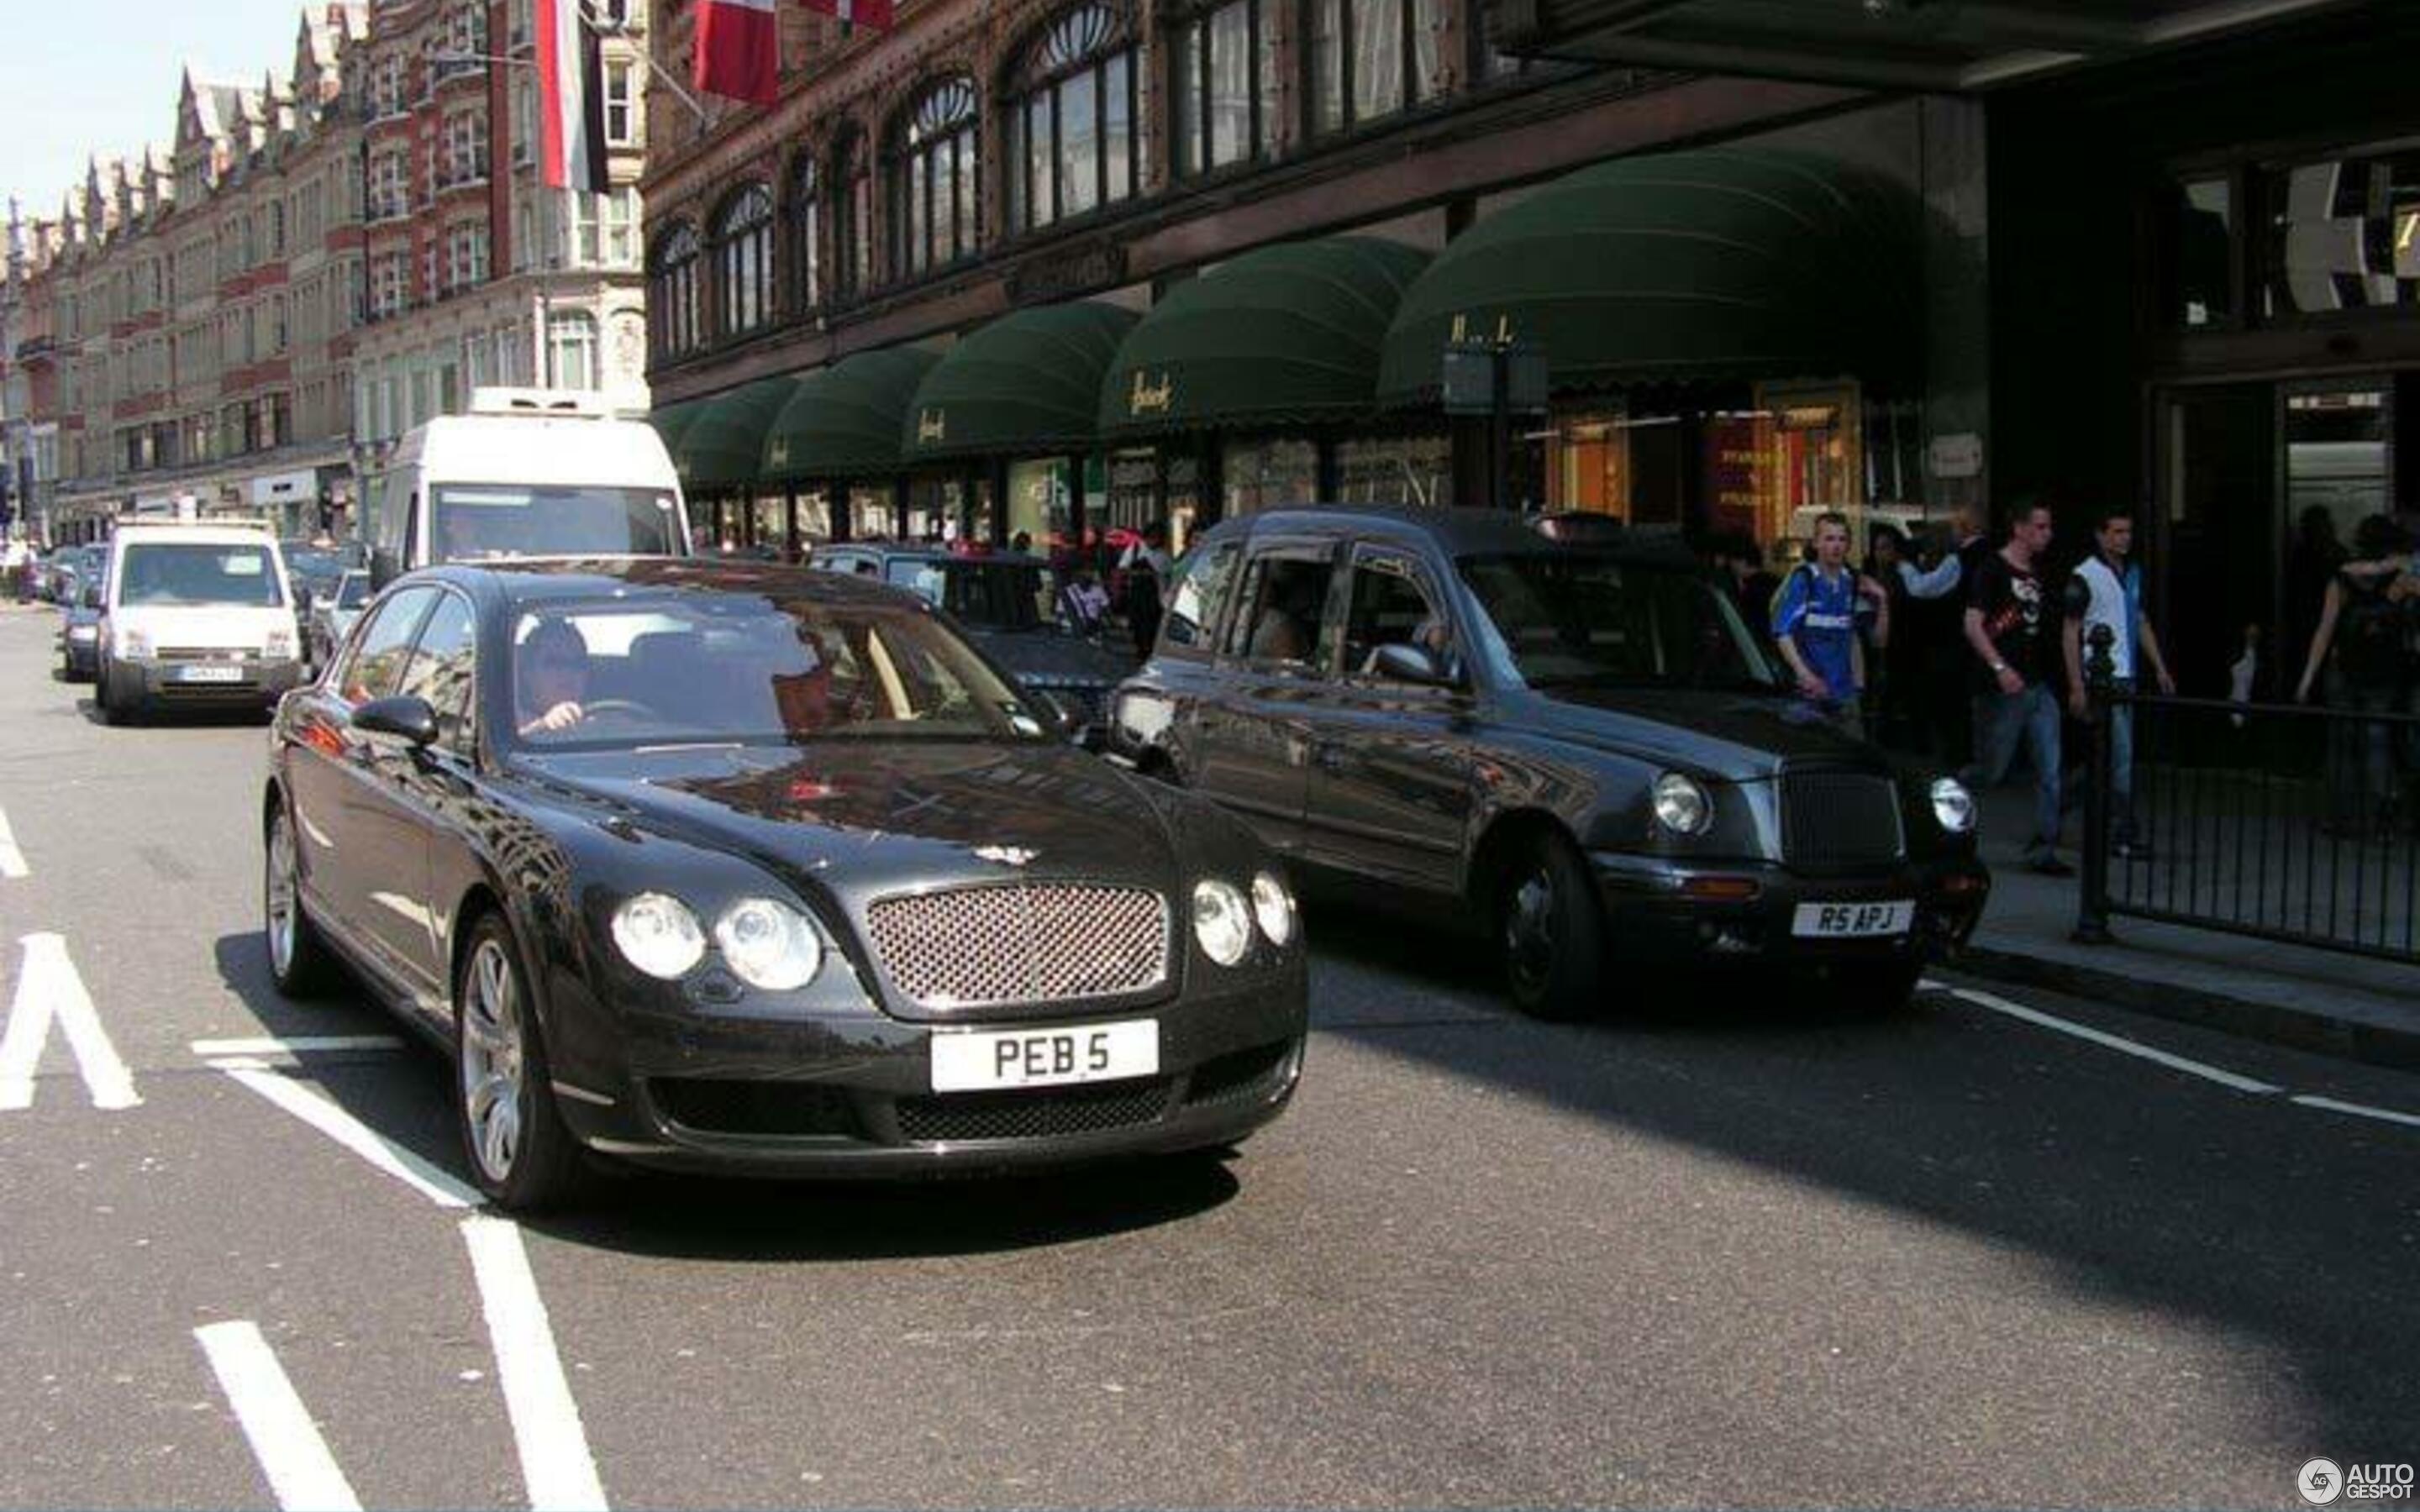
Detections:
[2063, 508, 2175, 858]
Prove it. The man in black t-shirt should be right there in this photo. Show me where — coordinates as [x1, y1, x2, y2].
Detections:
[1961, 503, 2070, 874]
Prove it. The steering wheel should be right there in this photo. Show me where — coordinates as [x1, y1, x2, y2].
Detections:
[580, 698, 660, 723]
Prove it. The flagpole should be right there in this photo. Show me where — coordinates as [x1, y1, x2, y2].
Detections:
[573, 0, 711, 124]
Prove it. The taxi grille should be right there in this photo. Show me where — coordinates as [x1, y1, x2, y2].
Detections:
[1781, 771, 1905, 868]
[865, 884, 1168, 1009]
[895, 1078, 1175, 1143]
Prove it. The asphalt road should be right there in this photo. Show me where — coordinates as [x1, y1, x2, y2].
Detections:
[0, 602, 2413, 1509]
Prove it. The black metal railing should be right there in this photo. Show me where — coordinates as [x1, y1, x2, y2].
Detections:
[2075, 626, 2420, 964]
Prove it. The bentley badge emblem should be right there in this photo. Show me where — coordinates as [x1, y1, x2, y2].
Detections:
[974, 845, 1039, 868]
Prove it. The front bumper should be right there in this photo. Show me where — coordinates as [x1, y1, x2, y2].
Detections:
[1588, 851, 1990, 969]
[541, 959, 1310, 1177]
[120, 655, 306, 703]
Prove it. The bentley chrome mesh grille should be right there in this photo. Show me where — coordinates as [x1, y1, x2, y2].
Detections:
[865, 884, 1169, 1008]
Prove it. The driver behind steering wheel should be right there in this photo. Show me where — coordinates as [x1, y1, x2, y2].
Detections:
[516, 617, 592, 738]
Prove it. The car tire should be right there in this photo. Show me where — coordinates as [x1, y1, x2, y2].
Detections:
[455, 911, 587, 1212]
[1496, 832, 1606, 1021]
[263, 801, 337, 998]
[97, 660, 129, 725]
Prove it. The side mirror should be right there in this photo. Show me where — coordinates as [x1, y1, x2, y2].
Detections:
[1035, 689, 1092, 744]
[369, 548, 400, 591]
[351, 694, 440, 746]
[1371, 643, 1454, 687]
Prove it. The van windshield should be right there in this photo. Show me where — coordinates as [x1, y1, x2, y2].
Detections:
[117, 543, 287, 608]
[432, 485, 684, 562]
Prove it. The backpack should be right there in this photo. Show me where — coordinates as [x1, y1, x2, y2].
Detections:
[2335, 575, 2407, 687]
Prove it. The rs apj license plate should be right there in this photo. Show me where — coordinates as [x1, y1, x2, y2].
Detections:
[930, 1019, 1160, 1093]
[176, 664, 244, 683]
[1791, 900, 1915, 938]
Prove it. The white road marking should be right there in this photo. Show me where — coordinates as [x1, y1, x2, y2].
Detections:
[212, 1059, 477, 1209]
[0, 807, 28, 879]
[1945, 985, 2284, 1096]
[462, 1216, 608, 1512]
[2291, 1095, 2420, 1131]
[195, 1320, 365, 1512]
[191, 1035, 405, 1058]
[0, 933, 139, 1110]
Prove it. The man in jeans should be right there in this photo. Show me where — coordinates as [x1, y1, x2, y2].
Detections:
[1771, 510, 1889, 733]
[1963, 503, 2070, 875]
[2062, 508, 2175, 858]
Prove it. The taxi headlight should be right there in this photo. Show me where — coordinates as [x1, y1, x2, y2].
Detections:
[1192, 879, 1252, 967]
[611, 892, 707, 979]
[713, 897, 823, 991]
[1652, 772, 1714, 836]
[1931, 777, 1978, 835]
[1250, 872, 1297, 949]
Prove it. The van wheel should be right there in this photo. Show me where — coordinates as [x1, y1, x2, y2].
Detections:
[1497, 832, 1606, 1021]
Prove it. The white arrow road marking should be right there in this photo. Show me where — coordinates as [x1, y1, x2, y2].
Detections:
[195, 1321, 365, 1512]
[462, 1216, 609, 1512]
[209, 1058, 477, 1209]
[0, 933, 139, 1110]
[1945, 985, 2284, 1095]
[0, 807, 28, 879]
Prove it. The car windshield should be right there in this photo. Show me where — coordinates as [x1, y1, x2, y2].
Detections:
[116, 543, 287, 608]
[336, 574, 371, 608]
[434, 484, 683, 562]
[1459, 552, 1780, 692]
[508, 591, 1046, 749]
[883, 559, 1055, 629]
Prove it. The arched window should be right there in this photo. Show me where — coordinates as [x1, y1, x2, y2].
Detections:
[786, 154, 822, 312]
[887, 78, 979, 280]
[1007, 4, 1139, 230]
[1172, 0, 1278, 176]
[712, 184, 775, 339]
[1306, 0, 1444, 136]
[648, 222, 702, 360]
[832, 129, 871, 300]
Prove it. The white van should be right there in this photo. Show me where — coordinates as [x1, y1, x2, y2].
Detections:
[367, 388, 692, 587]
[96, 520, 306, 723]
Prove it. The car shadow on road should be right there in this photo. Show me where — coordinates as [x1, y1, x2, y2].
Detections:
[208, 932, 1243, 1263]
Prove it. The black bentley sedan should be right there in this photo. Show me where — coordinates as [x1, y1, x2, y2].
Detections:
[809, 544, 1137, 741]
[263, 558, 1307, 1210]
[1109, 507, 1990, 1020]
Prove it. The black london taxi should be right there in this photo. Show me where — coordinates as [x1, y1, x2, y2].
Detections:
[264, 559, 1305, 1210]
[1108, 507, 1990, 1020]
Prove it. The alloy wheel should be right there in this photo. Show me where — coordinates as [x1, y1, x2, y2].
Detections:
[460, 938, 528, 1185]
[1503, 865, 1559, 1000]
[265, 811, 298, 978]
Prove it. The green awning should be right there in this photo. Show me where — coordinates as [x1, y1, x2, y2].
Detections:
[1376, 148, 1926, 402]
[903, 302, 1139, 463]
[675, 378, 800, 491]
[647, 399, 708, 469]
[1097, 236, 1432, 438]
[761, 347, 944, 481]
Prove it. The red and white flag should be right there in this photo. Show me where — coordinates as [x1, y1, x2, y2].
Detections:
[534, 0, 608, 193]
[693, 0, 781, 106]
[801, 0, 897, 31]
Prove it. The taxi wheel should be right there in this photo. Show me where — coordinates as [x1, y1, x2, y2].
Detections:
[455, 912, 587, 1211]
[264, 802, 336, 998]
[1497, 833, 1605, 1021]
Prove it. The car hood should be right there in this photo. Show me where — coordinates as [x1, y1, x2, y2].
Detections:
[112, 604, 292, 646]
[509, 739, 1184, 901]
[964, 627, 1138, 685]
[1507, 684, 1883, 781]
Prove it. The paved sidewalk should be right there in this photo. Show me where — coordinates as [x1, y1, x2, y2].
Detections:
[1956, 780, 2420, 1069]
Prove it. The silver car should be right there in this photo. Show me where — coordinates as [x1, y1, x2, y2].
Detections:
[307, 570, 371, 668]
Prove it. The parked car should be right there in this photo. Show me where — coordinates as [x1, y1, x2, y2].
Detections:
[58, 570, 105, 681]
[282, 543, 350, 615]
[261, 558, 1307, 1210]
[45, 546, 99, 606]
[1108, 506, 1991, 1019]
[811, 544, 1136, 743]
[306, 570, 372, 666]
[95, 522, 307, 723]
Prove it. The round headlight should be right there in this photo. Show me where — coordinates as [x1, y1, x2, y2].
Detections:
[1250, 872, 1297, 949]
[1192, 879, 1252, 967]
[611, 892, 706, 979]
[1931, 777, 1977, 835]
[1652, 772, 1714, 836]
[713, 897, 823, 991]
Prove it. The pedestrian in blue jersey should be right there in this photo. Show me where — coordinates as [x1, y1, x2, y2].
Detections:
[1771, 511, 1890, 732]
